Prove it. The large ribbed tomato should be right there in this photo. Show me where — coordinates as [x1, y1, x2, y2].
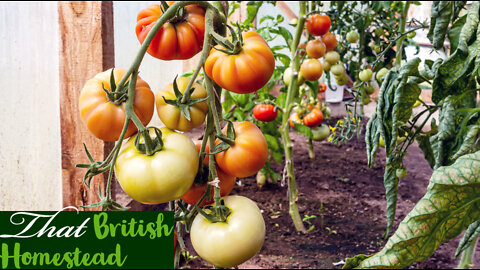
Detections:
[156, 77, 208, 132]
[79, 68, 154, 141]
[115, 128, 198, 204]
[215, 122, 268, 178]
[181, 141, 236, 206]
[135, 3, 205, 60]
[204, 31, 275, 94]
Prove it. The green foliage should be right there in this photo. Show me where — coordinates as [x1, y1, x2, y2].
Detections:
[344, 151, 480, 269]
[356, 1, 480, 268]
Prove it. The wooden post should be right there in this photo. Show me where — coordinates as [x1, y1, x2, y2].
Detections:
[58, 2, 114, 210]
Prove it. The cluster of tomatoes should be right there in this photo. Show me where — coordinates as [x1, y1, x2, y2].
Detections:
[79, 2, 275, 268]
[289, 83, 331, 141]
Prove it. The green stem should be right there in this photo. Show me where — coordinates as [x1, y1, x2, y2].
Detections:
[457, 231, 479, 269]
[308, 138, 315, 159]
[281, 2, 307, 233]
[180, 8, 216, 104]
[395, 1, 411, 67]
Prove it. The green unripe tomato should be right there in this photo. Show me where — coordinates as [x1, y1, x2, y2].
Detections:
[346, 31, 359, 43]
[311, 124, 330, 141]
[359, 69, 373, 82]
[365, 85, 375, 95]
[330, 64, 346, 76]
[362, 95, 371, 105]
[374, 27, 383, 36]
[376, 67, 388, 82]
[336, 74, 349, 86]
[283, 67, 305, 86]
[290, 18, 298, 26]
[325, 51, 340, 65]
[396, 168, 407, 179]
[371, 44, 381, 53]
[322, 59, 331, 72]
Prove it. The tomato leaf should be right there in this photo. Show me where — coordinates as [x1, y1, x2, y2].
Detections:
[455, 221, 480, 258]
[343, 151, 480, 269]
[292, 122, 313, 139]
[432, 1, 479, 104]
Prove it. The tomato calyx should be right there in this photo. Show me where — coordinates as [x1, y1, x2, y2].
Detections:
[102, 69, 129, 106]
[211, 25, 244, 55]
[195, 199, 231, 223]
[211, 121, 236, 154]
[134, 127, 164, 156]
[160, 1, 187, 24]
[162, 77, 208, 121]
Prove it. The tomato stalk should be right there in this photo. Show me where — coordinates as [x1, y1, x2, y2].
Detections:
[280, 1, 307, 233]
[307, 138, 315, 159]
[394, 1, 411, 67]
[457, 234, 479, 269]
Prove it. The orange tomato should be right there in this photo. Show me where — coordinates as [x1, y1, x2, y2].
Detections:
[306, 39, 326, 59]
[136, 4, 205, 60]
[289, 112, 302, 128]
[205, 31, 275, 94]
[79, 68, 154, 141]
[322, 32, 338, 51]
[300, 59, 323, 81]
[155, 77, 208, 132]
[305, 14, 331, 36]
[181, 141, 236, 206]
[215, 122, 268, 178]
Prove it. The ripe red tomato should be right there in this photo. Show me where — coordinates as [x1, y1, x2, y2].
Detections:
[205, 31, 274, 94]
[135, 4, 205, 60]
[321, 32, 338, 51]
[303, 108, 324, 127]
[305, 14, 331, 36]
[305, 39, 326, 59]
[319, 82, 327, 93]
[300, 59, 323, 81]
[253, 104, 278, 122]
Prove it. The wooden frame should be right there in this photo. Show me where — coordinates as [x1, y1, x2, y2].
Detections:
[58, 1, 114, 210]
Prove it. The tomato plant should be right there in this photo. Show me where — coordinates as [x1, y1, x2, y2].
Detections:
[253, 104, 278, 122]
[190, 195, 265, 268]
[79, 68, 155, 142]
[204, 31, 275, 94]
[136, 3, 206, 60]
